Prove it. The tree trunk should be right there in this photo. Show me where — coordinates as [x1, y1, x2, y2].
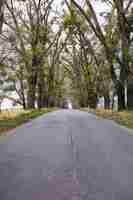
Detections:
[37, 67, 48, 109]
[0, 0, 4, 33]
[37, 83, 45, 109]
[117, 81, 125, 111]
[20, 78, 26, 110]
[22, 99, 26, 110]
[27, 84, 36, 109]
[116, 0, 129, 111]
[88, 94, 97, 109]
[104, 94, 110, 109]
[37, 73, 49, 109]
[0, 101, 2, 112]
[27, 56, 38, 109]
[27, 76, 37, 109]
[48, 95, 55, 107]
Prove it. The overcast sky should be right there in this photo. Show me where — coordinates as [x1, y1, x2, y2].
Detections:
[53, 0, 110, 23]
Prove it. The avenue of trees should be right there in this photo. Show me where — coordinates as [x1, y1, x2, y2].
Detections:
[0, 0, 133, 110]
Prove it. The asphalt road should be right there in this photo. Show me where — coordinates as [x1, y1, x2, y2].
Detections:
[0, 110, 133, 200]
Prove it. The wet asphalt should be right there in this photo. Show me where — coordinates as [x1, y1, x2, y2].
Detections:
[0, 109, 133, 200]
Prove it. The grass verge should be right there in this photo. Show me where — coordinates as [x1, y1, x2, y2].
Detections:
[0, 108, 55, 136]
[82, 108, 133, 130]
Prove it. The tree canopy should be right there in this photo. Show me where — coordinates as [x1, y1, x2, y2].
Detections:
[0, 0, 133, 110]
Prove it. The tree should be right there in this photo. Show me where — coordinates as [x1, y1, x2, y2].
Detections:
[63, 1, 113, 108]
[67, 0, 133, 110]
[0, 0, 67, 109]
[0, 0, 4, 32]
[3, 0, 55, 109]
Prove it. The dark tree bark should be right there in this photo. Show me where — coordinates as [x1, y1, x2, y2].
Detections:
[37, 80, 48, 109]
[104, 94, 110, 109]
[113, 0, 130, 110]
[37, 84, 43, 109]
[27, 83, 36, 109]
[22, 100, 26, 110]
[0, 0, 4, 33]
[27, 56, 38, 109]
[0, 100, 3, 112]
[117, 81, 125, 111]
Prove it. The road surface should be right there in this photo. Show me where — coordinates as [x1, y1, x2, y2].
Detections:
[0, 110, 133, 200]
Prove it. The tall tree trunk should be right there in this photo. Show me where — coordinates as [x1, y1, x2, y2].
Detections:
[0, 0, 4, 33]
[104, 94, 110, 109]
[37, 70, 48, 109]
[27, 82, 36, 109]
[48, 66, 55, 107]
[27, 56, 38, 109]
[115, 0, 129, 110]
[37, 82, 47, 109]
[117, 81, 125, 111]
[42, 81, 48, 108]
[0, 101, 2, 112]
[48, 95, 55, 107]
[20, 77, 26, 110]
[22, 100, 26, 110]
[37, 83, 43, 109]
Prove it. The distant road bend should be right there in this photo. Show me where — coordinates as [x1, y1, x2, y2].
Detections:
[0, 110, 133, 200]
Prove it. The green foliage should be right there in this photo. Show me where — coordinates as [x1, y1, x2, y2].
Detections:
[0, 63, 5, 69]
[123, 47, 130, 61]
[86, 8, 92, 18]
[64, 7, 83, 30]
[84, 64, 92, 79]
[64, 14, 76, 30]
[112, 56, 117, 64]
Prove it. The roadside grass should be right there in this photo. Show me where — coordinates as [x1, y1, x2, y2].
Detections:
[0, 108, 55, 136]
[95, 109, 133, 129]
[82, 108, 133, 130]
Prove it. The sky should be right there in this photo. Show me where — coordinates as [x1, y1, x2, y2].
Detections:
[53, 0, 110, 24]
[54, 0, 109, 14]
